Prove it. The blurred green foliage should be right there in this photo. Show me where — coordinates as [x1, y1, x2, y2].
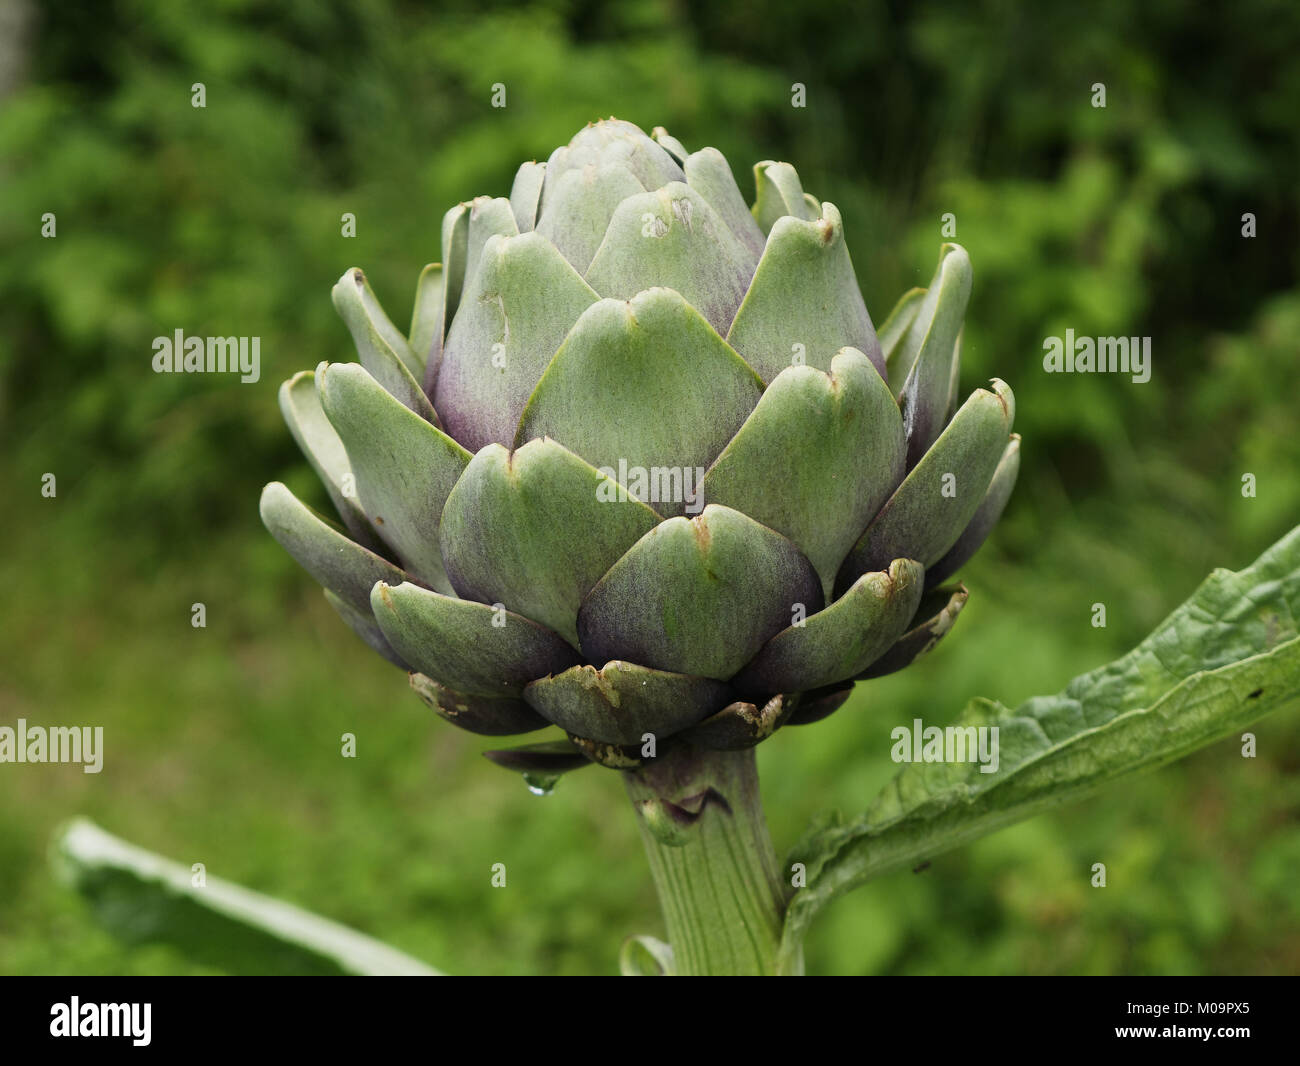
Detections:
[1, 0, 1296, 975]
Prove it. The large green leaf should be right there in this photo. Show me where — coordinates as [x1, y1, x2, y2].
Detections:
[54, 820, 441, 976]
[780, 525, 1300, 973]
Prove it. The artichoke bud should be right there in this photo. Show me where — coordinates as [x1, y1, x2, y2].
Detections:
[261, 118, 1020, 778]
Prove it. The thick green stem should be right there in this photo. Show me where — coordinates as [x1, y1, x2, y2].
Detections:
[623, 745, 797, 976]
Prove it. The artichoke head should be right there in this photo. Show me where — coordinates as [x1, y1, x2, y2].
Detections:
[261, 118, 1019, 777]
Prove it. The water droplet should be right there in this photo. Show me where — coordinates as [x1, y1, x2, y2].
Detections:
[523, 771, 560, 796]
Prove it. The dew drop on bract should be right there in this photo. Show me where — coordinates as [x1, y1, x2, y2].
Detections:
[523, 771, 560, 796]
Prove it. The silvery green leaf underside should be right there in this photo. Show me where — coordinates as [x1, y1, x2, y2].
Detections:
[54, 820, 441, 976]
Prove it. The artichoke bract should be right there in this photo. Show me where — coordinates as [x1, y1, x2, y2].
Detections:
[260, 118, 1019, 778]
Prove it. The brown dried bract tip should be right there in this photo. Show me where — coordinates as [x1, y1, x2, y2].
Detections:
[690, 514, 712, 551]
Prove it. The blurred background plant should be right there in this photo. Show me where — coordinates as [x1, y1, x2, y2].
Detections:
[1, 0, 1296, 975]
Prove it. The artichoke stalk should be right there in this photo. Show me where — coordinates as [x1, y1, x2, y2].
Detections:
[260, 118, 1019, 975]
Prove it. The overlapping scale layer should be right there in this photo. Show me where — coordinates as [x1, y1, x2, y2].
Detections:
[262, 119, 1019, 778]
